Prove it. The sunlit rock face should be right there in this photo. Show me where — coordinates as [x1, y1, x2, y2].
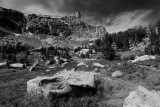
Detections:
[123, 86, 160, 107]
[0, 7, 27, 34]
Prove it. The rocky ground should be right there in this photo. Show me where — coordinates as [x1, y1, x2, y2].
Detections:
[1, 6, 160, 107]
[1, 56, 160, 107]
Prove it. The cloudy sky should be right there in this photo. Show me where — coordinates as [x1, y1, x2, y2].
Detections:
[0, 0, 160, 33]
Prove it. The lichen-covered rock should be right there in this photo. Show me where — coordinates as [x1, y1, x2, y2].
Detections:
[27, 69, 99, 97]
[123, 86, 160, 107]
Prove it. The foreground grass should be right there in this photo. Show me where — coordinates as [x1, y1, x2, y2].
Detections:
[0, 61, 110, 107]
[1, 58, 160, 107]
[0, 68, 40, 107]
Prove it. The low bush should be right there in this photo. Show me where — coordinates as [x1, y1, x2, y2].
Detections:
[120, 52, 136, 60]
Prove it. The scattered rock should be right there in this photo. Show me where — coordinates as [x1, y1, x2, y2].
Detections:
[93, 68, 100, 73]
[46, 69, 50, 72]
[48, 65, 55, 69]
[149, 66, 158, 71]
[77, 62, 87, 67]
[93, 63, 105, 68]
[10, 63, 24, 68]
[112, 71, 123, 78]
[61, 62, 68, 67]
[123, 86, 160, 107]
[80, 49, 90, 55]
[0, 62, 6, 66]
[117, 63, 122, 66]
[131, 55, 156, 63]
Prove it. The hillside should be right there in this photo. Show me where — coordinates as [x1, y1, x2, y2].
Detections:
[0, 7, 26, 34]
[0, 7, 106, 48]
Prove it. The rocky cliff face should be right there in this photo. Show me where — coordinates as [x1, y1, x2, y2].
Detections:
[0, 7, 106, 43]
[26, 14, 72, 36]
[0, 7, 26, 34]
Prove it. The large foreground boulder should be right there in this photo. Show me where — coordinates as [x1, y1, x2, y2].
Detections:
[123, 86, 160, 107]
[27, 69, 99, 97]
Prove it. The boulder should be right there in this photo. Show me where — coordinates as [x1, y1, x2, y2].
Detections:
[27, 69, 99, 97]
[131, 55, 156, 63]
[80, 49, 89, 55]
[93, 63, 105, 68]
[77, 62, 88, 67]
[0, 61, 6, 66]
[27, 76, 71, 97]
[10, 63, 24, 68]
[112, 71, 123, 78]
[123, 86, 160, 107]
[93, 68, 100, 73]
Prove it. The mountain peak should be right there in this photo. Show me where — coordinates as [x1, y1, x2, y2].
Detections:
[71, 12, 81, 18]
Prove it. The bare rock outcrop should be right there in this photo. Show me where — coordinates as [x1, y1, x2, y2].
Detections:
[123, 86, 160, 107]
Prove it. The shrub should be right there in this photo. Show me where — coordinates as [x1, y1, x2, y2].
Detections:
[121, 52, 136, 60]
[16, 52, 29, 65]
[94, 34, 116, 60]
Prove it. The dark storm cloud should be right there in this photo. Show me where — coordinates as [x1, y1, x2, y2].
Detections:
[58, 0, 160, 16]
[0, 0, 160, 32]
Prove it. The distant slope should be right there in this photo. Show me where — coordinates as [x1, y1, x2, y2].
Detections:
[0, 7, 107, 47]
[0, 7, 26, 34]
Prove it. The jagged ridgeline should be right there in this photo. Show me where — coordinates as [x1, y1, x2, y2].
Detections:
[0, 7, 106, 47]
